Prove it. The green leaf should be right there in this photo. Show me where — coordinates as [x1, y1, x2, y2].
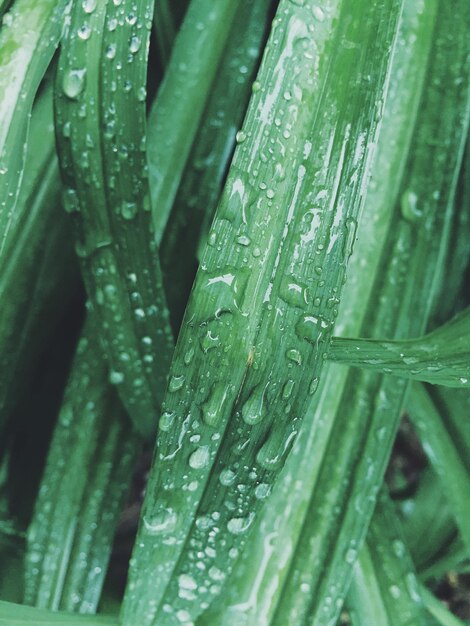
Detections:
[0, 0, 66, 261]
[347, 494, 428, 626]
[200, 0, 440, 622]
[0, 600, 117, 626]
[122, 0, 403, 624]
[24, 320, 140, 612]
[421, 587, 468, 626]
[160, 0, 273, 327]
[407, 383, 470, 554]
[147, 0, 244, 239]
[328, 306, 470, 388]
[55, 0, 173, 437]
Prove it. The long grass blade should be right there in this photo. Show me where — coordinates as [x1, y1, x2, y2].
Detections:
[122, 1, 403, 624]
[0, 0, 66, 259]
[160, 0, 273, 327]
[328, 306, 470, 388]
[55, 0, 173, 437]
[24, 319, 139, 612]
[347, 494, 428, 626]
[268, 2, 470, 621]
[147, 0, 244, 239]
[407, 383, 470, 553]
[202, 0, 438, 622]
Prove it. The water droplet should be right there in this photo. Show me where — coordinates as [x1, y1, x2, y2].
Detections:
[345, 548, 357, 564]
[401, 189, 422, 222]
[241, 384, 268, 426]
[227, 513, 254, 535]
[254, 483, 271, 499]
[121, 201, 138, 220]
[129, 35, 141, 53]
[109, 370, 124, 385]
[77, 24, 91, 40]
[312, 6, 325, 21]
[159, 411, 176, 432]
[179, 574, 197, 590]
[63, 188, 80, 214]
[256, 429, 297, 471]
[202, 383, 229, 428]
[143, 508, 177, 535]
[82, 0, 96, 13]
[282, 379, 295, 399]
[286, 348, 302, 365]
[309, 377, 319, 395]
[189, 445, 210, 469]
[389, 585, 401, 599]
[392, 539, 405, 558]
[169, 375, 185, 392]
[184, 347, 195, 365]
[236, 234, 251, 246]
[236, 130, 247, 144]
[62, 69, 86, 99]
[279, 279, 309, 308]
[219, 468, 236, 486]
[343, 217, 358, 260]
[136, 86, 146, 102]
[63, 121, 71, 138]
[106, 43, 116, 59]
[175, 609, 192, 624]
[296, 314, 330, 345]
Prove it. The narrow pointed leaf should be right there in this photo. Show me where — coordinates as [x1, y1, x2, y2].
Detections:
[407, 383, 470, 554]
[0, 0, 66, 259]
[328, 306, 470, 388]
[147, 0, 244, 238]
[55, 0, 173, 437]
[123, 0, 403, 623]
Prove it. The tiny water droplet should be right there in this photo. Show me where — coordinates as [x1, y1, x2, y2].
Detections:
[62, 69, 87, 99]
[236, 234, 251, 246]
[236, 130, 247, 144]
[129, 35, 141, 53]
[63, 188, 80, 214]
[136, 86, 146, 102]
[309, 377, 319, 395]
[143, 508, 177, 535]
[227, 513, 254, 535]
[109, 370, 124, 385]
[254, 483, 271, 499]
[401, 189, 422, 222]
[106, 43, 116, 59]
[189, 445, 210, 470]
[286, 348, 302, 365]
[279, 279, 309, 308]
[241, 384, 268, 426]
[121, 201, 138, 220]
[169, 375, 185, 392]
[184, 347, 195, 365]
[178, 574, 197, 590]
[82, 0, 96, 13]
[202, 383, 229, 428]
[345, 548, 357, 564]
[77, 24, 91, 40]
[219, 468, 236, 486]
[159, 411, 176, 432]
[282, 379, 295, 400]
